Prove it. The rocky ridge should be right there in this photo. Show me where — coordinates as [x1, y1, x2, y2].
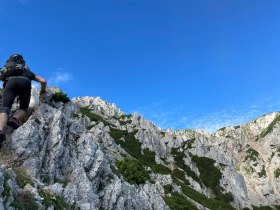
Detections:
[0, 87, 279, 210]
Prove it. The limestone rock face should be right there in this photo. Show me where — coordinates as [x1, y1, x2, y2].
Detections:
[0, 88, 279, 210]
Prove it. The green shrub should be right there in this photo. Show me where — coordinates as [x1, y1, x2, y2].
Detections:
[110, 128, 171, 175]
[172, 178, 235, 210]
[11, 191, 38, 210]
[120, 114, 133, 119]
[275, 168, 280, 178]
[72, 112, 79, 118]
[171, 148, 200, 183]
[52, 92, 70, 103]
[142, 148, 171, 174]
[252, 205, 273, 210]
[172, 168, 185, 178]
[38, 189, 73, 209]
[116, 159, 150, 184]
[13, 167, 34, 188]
[80, 107, 113, 127]
[275, 205, 280, 210]
[245, 148, 259, 162]
[191, 155, 224, 198]
[38, 189, 53, 207]
[258, 165, 266, 178]
[186, 138, 196, 149]
[163, 192, 198, 210]
[53, 194, 73, 210]
[109, 128, 128, 141]
[41, 174, 51, 185]
[2, 173, 11, 198]
[260, 114, 280, 138]
[164, 184, 172, 194]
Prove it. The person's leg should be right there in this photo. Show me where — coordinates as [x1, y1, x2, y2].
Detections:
[0, 81, 17, 127]
[0, 81, 17, 140]
[0, 112, 8, 131]
[11, 78, 31, 125]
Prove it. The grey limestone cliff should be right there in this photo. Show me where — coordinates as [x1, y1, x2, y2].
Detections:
[0, 87, 279, 210]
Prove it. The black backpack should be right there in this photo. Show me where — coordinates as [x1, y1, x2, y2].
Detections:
[0, 55, 26, 81]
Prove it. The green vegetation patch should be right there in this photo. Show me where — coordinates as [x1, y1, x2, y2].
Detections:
[80, 107, 113, 127]
[13, 167, 34, 188]
[164, 184, 172, 194]
[186, 138, 196, 149]
[113, 114, 133, 126]
[171, 148, 200, 183]
[275, 205, 280, 210]
[258, 165, 266, 178]
[38, 189, 73, 209]
[217, 127, 226, 132]
[41, 174, 51, 185]
[245, 148, 259, 162]
[192, 155, 228, 200]
[172, 178, 235, 210]
[252, 205, 273, 210]
[234, 125, 241, 129]
[142, 148, 171, 174]
[116, 159, 150, 184]
[52, 92, 70, 103]
[120, 114, 133, 119]
[275, 168, 280, 178]
[11, 191, 38, 210]
[260, 114, 280, 138]
[53, 195, 73, 209]
[163, 192, 198, 210]
[2, 173, 11, 198]
[110, 128, 171, 175]
[72, 112, 79, 118]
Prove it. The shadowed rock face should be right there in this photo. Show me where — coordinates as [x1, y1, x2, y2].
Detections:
[0, 87, 279, 210]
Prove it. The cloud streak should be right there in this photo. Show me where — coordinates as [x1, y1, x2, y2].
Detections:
[48, 70, 73, 86]
[132, 90, 280, 133]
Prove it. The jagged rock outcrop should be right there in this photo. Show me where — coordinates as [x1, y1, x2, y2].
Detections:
[0, 87, 279, 210]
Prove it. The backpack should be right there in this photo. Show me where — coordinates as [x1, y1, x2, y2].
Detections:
[0, 61, 26, 81]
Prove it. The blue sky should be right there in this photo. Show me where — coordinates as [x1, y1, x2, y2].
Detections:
[1, 0, 280, 132]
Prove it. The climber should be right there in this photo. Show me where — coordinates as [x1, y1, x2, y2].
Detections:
[0, 54, 47, 142]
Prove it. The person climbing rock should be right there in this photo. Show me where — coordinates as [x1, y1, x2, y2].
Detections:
[0, 54, 47, 142]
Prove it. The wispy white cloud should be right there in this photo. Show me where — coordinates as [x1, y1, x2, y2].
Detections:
[48, 69, 73, 86]
[132, 90, 280, 133]
[131, 101, 184, 129]
[181, 108, 258, 133]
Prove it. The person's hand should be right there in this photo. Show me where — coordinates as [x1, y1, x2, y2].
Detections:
[39, 90, 46, 102]
[40, 89, 46, 95]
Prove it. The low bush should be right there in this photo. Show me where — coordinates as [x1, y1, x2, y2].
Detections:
[80, 107, 113, 127]
[164, 192, 198, 210]
[116, 159, 150, 184]
[275, 168, 280, 178]
[52, 92, 70, 103]
[13, 167, 34, 188]
[192, 156, 222, 190]
[2, 173, 11, 199]
[11, 191, 38, 210]
[38, 189, 74, 209]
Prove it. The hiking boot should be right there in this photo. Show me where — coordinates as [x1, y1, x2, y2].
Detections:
[7, 117, 21, 129]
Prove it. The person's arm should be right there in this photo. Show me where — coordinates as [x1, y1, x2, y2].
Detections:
[34, 75, 47, 94]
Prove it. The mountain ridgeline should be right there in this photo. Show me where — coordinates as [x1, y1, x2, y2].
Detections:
[0, 87, 279, 210]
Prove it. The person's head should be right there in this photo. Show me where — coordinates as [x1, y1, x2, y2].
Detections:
[7, 54, 25, 65]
